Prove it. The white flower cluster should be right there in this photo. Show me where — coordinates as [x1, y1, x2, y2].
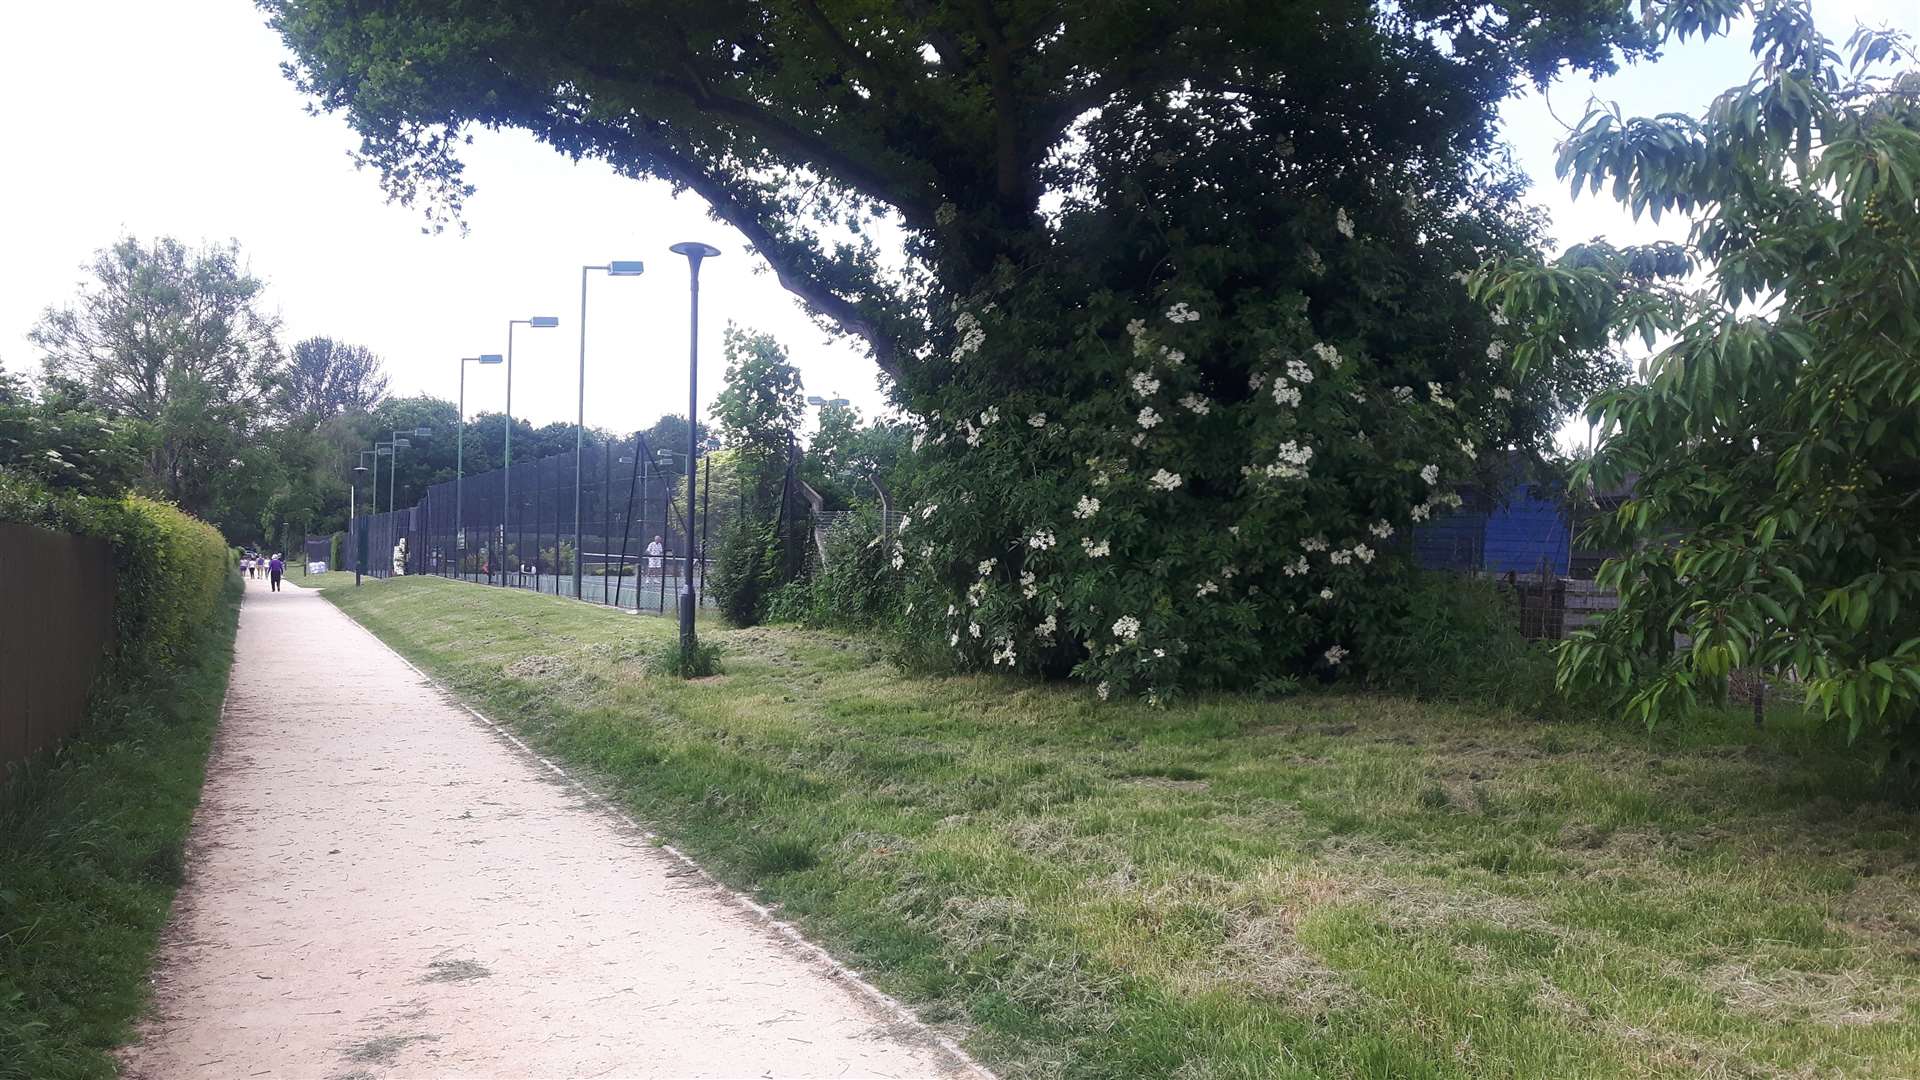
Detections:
[1490, 310, 1509, 327]
[1165, 302, 1200, 324]
[1097, 681, 1112, 701]
[1160, 346, 1185, 367]
[1265, 440, 1314, 481]
[1028, 412, 1048, 428]
[951, 312, 985, 361]
[1302, 536, 1329, 553]
[1180, 393, 1211, 415]
[1319, 587, 1335, 600]
[1421, 464, 1441, 486]
[966, 580, 987, 607]
[991, 638, 1017, 666]
[1132, 371, 1161, 396]
[1330, 549, 1352, 566]
[1272, 381, 1303, 408]
[1028, 530, 1057, 551]
[1112, 615, 1141, 641]
[1082, 537, 1110, 558]
[1249, 371, 1267, 391]
[1286, 358, 1315, 385]
[1353, 544, 1375, 564]
[1324, 644, 1349, 665]
[1137, 406, 1161, 430]
[959, 419, 983, 447]
[891, 541, 905, 570]
[969, 621, 982, 639]
[1020, 570, 1038, 598]
[1487, 340, 1506, 362]
[977, 558, 997, 576]
[1370, 520, 1395, 539]
[1458, 439, 1476, 460]
[1428, 382, 1455, 410]
[1035, 613, 1056, 641]
[1312, 342, 1343, 369]
[979, 406, 1000, 426]
[1148, 469, 1183, 492]
[1074, 495, 1101, 519]
[1492, 386, 1513, 402]
[1283, 556, 1308, 576]
[1335, 207, 1355, 239]
[1195, 580, 1220, 598]
[1392, 385, 1416, 403]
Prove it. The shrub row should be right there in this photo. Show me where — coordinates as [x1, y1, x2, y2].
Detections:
[0, 471, 230, 675]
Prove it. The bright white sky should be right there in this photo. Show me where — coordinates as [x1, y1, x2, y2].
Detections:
[2, 1, 1914, 443]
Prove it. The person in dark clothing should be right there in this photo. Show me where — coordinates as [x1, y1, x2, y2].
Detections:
[269, 553, 285, 592]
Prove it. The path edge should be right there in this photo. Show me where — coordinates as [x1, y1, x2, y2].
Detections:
[324, 592, 1001, 1080]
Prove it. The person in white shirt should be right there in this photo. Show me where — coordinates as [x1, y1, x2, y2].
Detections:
[646, 535, 665, 578]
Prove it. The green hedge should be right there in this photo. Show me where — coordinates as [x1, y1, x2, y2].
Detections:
[0, 472, 230, 674]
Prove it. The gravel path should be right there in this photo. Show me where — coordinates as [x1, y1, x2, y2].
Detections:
[124, 576, 979, 1079]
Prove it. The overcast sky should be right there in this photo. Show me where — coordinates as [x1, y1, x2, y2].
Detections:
[3, 1, 1914, 442]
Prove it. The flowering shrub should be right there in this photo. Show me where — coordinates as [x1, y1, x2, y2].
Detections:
[889, 227, 1521, 702]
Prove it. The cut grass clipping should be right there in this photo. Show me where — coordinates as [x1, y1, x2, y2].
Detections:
[328, 576, 1920, 1079]
[0, 575, 242, 1080]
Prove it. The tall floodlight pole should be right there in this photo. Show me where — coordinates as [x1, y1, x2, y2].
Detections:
[669, 242, 721, 656]
[388, 427, 431, 515]
[575, 262, 644, 599]
[459, 355, 503, 578]
[352, 456, 372, 586]
[504, 316, 559, 582]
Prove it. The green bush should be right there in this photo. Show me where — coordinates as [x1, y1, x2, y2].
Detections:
[1357, 572, 1564, 717]
[0, 471, 230, 675]
[765, 510, 901, 630]
[329, 531, 343, 570]
[654, 638, 724, 678]
[710, 516, 779, 627]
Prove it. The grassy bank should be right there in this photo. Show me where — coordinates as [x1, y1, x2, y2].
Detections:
[0, 574, 242, 1079]
[328, 576, 1920, 1079]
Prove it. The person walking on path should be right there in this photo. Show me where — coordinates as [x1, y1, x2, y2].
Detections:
[268, 552, 284, 592]
[124, 584, 983, 1079]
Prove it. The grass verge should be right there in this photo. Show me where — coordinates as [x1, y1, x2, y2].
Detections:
[0, 574, 242, 1080]
[328, 576, 1920, 1079]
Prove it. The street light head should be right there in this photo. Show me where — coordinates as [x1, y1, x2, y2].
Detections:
[806, 395, 826, 406]
[608, 260, 645, 276]
[669, 241, 723, 262]
[377, 446, 393, 456]
[392, 439, 411, 449]
[353, 465, 369, 474]
[477, 353, 504, 365]
[529, 316, 560, 328]
[413, 426, 432, 437]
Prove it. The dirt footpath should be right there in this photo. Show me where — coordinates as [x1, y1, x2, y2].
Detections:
[125, 576, 981, 1079]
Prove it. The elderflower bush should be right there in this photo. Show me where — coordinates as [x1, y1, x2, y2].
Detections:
[892, 261, 1522, 703]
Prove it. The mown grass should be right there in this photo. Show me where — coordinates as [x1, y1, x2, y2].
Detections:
[286, 569, 368, 590]
[328, 576, 1920, 1079]
[0, 574, 242, 1079]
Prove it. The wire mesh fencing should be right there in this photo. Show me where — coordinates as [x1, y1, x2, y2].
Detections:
[348, 433, 743, 616]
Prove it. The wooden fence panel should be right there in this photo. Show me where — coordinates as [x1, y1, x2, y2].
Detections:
[0, 522, 117, 770]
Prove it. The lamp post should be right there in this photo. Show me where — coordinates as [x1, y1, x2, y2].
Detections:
[504, 316, 559, 585]
[669, 242, 721, 656]
[574, 261, 645, 600]
[352, 457, 371, 586]
[457, 357, 501, 579]
[388, 427, 431, 516]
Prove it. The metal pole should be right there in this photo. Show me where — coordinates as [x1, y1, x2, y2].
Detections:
[574, 266, 590, 600]
[505, 321, 516, 587]
[390, 434, 398, 516]
[457, 359, 465, 580]
[681, 263, 702, 649]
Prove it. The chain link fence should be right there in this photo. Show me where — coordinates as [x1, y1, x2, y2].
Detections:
[346, 433, 744, 615]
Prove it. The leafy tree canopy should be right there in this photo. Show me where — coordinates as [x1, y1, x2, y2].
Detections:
[268, 0, 1687, 696]
[1481, 2, 1920, 780]
[31, 236, 283, 518]
[284, 336, 389, 422]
